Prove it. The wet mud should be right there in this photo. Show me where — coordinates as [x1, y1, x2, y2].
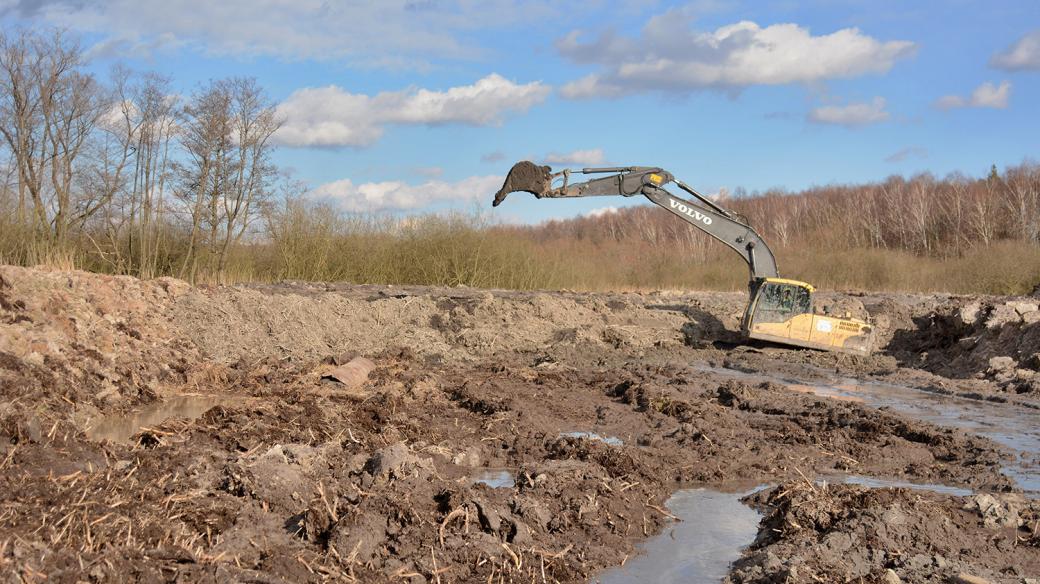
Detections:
[1, 266, 1039, 582]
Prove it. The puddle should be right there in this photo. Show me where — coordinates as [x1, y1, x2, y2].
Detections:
[594, 486, 763, 584]
[800, 379, 1040, 497]
[595, 476, 975, 583]
[561, 431, 623, 446]
[697, 364, 1040, 497]
[785, 383, 864, 403]
[85, 394, 236, 443]
[471, 469, 515, 489]
[821, 474, 973, 497]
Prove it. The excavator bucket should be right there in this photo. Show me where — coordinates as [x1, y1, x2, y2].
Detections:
[492, 161, 553, 206]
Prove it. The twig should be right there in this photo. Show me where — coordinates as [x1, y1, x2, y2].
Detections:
[793, 466, 818, 493]
[500, 543, 520, 569]
[645, 503, 680, 521]
[439, 508, 465, 547]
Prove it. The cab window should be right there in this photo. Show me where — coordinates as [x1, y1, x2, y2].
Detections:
[755, 283, 811, 323]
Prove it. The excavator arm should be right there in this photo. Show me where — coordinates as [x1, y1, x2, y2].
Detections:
[492, 161, 779, 282]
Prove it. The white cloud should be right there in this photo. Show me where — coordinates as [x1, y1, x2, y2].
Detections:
[16, 0, 574, 66]
[413, 166, 444, 179]
[310, 174, 504, 212]
[275, 74, 550, 148]
[884, 146, 928, 163]
[542, 148, 607, 167]
[481, 151, 506, 164]
[807, 97, 890, 127]
[558, 12, 915, 97]
[970, 81, 1012, 108]
[935, 81, 1011, 110]
[585, 206, 619, 218]
[990, 30, 1040, 71]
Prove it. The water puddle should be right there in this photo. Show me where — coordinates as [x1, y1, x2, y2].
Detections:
[697, 364, 1040, 497]
[594, 476, 974, 583]
[821, 474, 973, 497]
[785, 383, 864, 403]
[561, 431, 623, 446]
[595, 486, 764, 584]
[470, 469, 515, 489]
[85, 394, 237, 443]
[798, 379, 1040, 496]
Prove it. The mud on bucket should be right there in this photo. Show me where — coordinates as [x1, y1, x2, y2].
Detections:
[492, 161, 553, 207]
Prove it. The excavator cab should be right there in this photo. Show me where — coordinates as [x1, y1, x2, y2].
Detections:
[743, 278, 874, 355]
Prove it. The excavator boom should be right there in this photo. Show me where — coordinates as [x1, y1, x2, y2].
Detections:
[493, 161, 778, 281]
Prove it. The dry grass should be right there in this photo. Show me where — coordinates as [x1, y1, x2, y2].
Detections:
[2, 203, 1038, 295]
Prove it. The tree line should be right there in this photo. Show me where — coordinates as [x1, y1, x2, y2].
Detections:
[0, 29, 283, 281]
[522, 163, 1040, 262]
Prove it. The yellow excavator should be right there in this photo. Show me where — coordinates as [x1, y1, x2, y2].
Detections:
[492, 161, 875, 355]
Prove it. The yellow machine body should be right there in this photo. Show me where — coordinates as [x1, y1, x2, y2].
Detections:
[742, 278, 874, 355]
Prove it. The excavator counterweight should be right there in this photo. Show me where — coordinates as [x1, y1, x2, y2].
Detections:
[491, 161, 876, 355]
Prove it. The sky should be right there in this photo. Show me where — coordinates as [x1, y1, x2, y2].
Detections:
[1, 0, 1038, 223]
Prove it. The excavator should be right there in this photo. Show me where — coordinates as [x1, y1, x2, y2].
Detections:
[492, 161, 875, 355]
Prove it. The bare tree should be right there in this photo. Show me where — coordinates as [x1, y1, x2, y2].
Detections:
[1002, 165, 1040, 243]
[0, 29, 104, 249]
[176, 77, 281, 282]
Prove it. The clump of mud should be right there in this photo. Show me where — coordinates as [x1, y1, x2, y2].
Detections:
[493, 161, 552, 206]
[728, 483, 1040, 583]
[887, 297, 1040, 394]
[815, 293, 869, 321]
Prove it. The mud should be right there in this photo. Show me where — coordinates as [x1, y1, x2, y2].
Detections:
[493, 161, 552, 206]
[729, 483, 1040, 583]
[1, 265, 1040, 582]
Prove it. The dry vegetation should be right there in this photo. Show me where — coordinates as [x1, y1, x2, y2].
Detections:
[505, 164, 1040, 294]
[0, 28, 1038, 294]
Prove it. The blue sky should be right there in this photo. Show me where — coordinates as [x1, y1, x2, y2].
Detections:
[2, 0, 1038, 223]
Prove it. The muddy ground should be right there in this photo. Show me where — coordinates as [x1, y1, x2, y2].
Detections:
[1, 266, 1039, 583]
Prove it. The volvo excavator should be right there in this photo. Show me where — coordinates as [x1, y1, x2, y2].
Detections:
[492, 161, 875, 355]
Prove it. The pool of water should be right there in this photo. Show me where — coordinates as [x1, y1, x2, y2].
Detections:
[803, 379, 1040, 496]
[470, 469, 515, 489]
[595, 486, 764, 584]
[701, 365, 1040, 496]
[821, 474, 974, 497]
[561, 431, 624, 446]
[85, 394, 237, 443]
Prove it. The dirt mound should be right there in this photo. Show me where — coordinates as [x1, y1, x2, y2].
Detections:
[886, 297, 1040, 394]
[728, 483, 1040, 583]
[172, 285, 690, 364]
[0, 266, 205, 443]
